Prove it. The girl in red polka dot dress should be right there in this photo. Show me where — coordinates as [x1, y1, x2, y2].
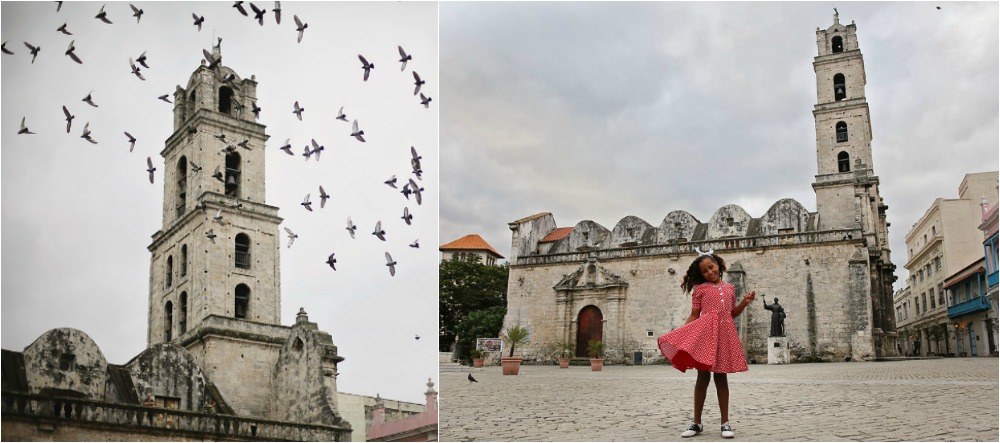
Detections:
[658, 250, 755, 439]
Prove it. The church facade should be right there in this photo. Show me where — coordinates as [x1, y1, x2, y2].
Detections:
[502, 14, 899, 364]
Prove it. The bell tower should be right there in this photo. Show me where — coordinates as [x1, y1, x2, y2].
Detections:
[146, 43, 287, 417]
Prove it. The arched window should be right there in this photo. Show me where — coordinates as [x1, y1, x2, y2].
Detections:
[179, 292, 188, 334]
[831, 36, 844, 53]
[235, 284, 250, 319]
[235, 233, 251, 269]
[219, 86, 234, 114]
[180, 244, 188, 277]
[838, 151, 851, 173]
[836, 121, 848, 143]
[833, 73, 846, 101]
[225, 152, 241, 197]
[176, 156, 187, 218]
[165, 301, 173, 341]
[166, 256, 173, 288]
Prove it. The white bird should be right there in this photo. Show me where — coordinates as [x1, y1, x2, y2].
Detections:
[385, 252, 397, 277]
[284, 227, 298, 248]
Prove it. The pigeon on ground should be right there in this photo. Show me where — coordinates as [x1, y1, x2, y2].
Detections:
[82, 91, 98, 107]
[81, 122, 97, 144]
[1, 42, 13, 55]
[205, 229, 217, 243]
[385, 252, 397, 276]
[284, 227, 298, 248]
[412, 71, 425, 95]
[233, 1, 248, 16]
[346, 217, 357, 238]
[130, 4, 143, 22]
[419, 93, 432, 108]
[212, 166, 224, 182]
[468, 374, 478, 383]
[336, 107, 347, 122]
[326, 253, 337, 270]
[372, 221, 386, 241]
[318, 185, 330, 208]
[95, 4, 112, 24]
[251, 101, 261, 119]
[57, 23, 72, 35]
[24, 42, 40, 64]
[310, 139, 324, 160]
[409, 239, 420, 248]
[350, 120, 365, 142]
[273, 1, 281, 24]
[301, 194, 313, 212]
[158, 94, 172, 103]
[18, 117, 35, 135]
[279, 138, 293, 155]
[409, 179, 425, 205]
[62, 106, 75, 133]
[397, 45, 411, 71]
[293, 101, 304, 121]
[293, 15, 307, 43]
[358, 54, 374, 81]
[146, 157, 156, 183]
[192, 13, 205, 31]
[249, 2, 266, 25]
[384, 175, 398, 188]
[136, 51, 149, 68]
[401, 207, 413, 225]
[124, 131, 136, 151]
[129, 57, 145, 80]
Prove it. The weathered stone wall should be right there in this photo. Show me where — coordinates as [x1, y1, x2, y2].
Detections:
[507, 213, 556, 261]
[22, 328, 108, 398]
[126, 344, 208, 412]
[272, 314, 345, 427]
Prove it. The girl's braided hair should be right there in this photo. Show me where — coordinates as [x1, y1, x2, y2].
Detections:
[680, 253, 726, 293]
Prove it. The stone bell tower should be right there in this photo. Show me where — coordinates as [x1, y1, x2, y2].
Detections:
[146, 42, 289, 417]
[810, 11, 896, 356]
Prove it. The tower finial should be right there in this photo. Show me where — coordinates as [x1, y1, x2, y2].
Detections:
[833, 7, 840, 25]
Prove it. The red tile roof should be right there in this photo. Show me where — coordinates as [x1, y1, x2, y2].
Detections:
[540, 227, 573, 243]
[439, 234, 504, 258]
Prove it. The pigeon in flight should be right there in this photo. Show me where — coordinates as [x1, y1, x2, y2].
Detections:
[1, 42, 13, 55]
[409, 239, 420, 248]
[301, 145, 312, 161]
[24, 42, 40, 64]
[372, 221, 386, 241]
[468, 374, 478, 383]
[136, 51, 149, 68]
[293, 101, 304, 121]
[230, 201, 243, 211]
[412, 163, 423, 180]
[62, 106, 75, 133]
[212, 166, 224, 182]
[192, 13, 205, 31]
[158, 94, 173, 104]
[401, 207, 413, 225]
[346, 217, 357, 239]
[384, 175, 398, 189]
[190, 161, 202, 174]
[213, 209, 224, 223]
[205, 229, 217, 244]
[95, 4, 112, 24]
[284, 227, 298, 248]
[130, 4, 144, 22]
[335, 106, 348, 122]
[358, 54, 374, 81]
[310, 139, 324, 160]
[214, 131, 227, 143]
[203, 49, 221, 70]
[233, 1, 248, 16]
[124, 131, 136, 151]
[412, 71, 425, 95]
[129, 57, 145, 80]
[411, 146, 422, 165]
[251, 101, 261, 119]
[81, 122, 97, 144]
[237, 139, 251, 150]
[936, 5, 942, 9]
[273, 1, 281, 24]
[82, 91, 98, 107]
[351, 120, 365, 142]
[419, 93, 432, 108]
[397, 45, 412, 71]
[385, 252, 397, 276]
[293, 15, 307, 43]
[400, 182, 412, 200]
[18, 117, 35, 135]
[318, 185, 330, 208]
[249, 2, 266, 25]
[56, 1, 63, 12]
[409, 179, 425, 205]
[57, 23, 72, 35]
[301, 194, 313, 212]
[146, 157, 156, 183]
[415, 334, 420, 340]
[326, 253, 337, 270]
[279, 138, 294, 155]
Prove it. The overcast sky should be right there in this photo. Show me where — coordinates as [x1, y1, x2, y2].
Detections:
[440, 2, 999, 289]
[2, 2, 438, 404]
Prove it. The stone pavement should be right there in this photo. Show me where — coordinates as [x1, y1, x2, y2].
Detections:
[439, 358, 999, 441]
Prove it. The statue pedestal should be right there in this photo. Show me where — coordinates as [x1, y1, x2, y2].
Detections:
[767, 337, 790, 365]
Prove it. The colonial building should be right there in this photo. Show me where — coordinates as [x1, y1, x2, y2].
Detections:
[895, 171, 998, 356]
[502, 13, 898, 364]
[440, 234, 504, 265]
[1, 44, 431, 441]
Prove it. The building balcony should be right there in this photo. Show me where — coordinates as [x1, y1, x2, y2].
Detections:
[947, 295, 992, 318]
[988, 271, 998, 289]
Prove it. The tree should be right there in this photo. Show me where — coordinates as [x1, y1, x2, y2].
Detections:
[454, 306, 506, 361]
[439, 254, 509, 352]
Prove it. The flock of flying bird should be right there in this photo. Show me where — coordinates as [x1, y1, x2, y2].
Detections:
[8, 1, 433, 279]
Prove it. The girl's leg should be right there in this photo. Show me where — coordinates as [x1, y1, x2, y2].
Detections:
[713, 373, 729, 424]
[693, 370, 711, 423]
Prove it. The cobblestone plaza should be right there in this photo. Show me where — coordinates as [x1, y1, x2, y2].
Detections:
[439, 359, 998, 441]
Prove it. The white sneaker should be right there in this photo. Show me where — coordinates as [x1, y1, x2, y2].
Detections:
[680, 423, 703, 438]
[721, 423, 735, 439]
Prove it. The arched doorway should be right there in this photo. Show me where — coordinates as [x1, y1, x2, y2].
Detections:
[576, 305, 603, 357]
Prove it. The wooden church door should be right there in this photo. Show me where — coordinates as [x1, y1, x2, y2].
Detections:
[576, 305, 603, 357]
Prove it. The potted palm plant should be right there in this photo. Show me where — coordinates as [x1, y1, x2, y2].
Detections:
[588, 340, 605, 371]
[555, 342, 574, 368]
[501, 325, 530, 375]
[470, 349, 485, 368]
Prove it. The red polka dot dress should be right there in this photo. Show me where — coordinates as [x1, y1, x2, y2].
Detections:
[658, 282, 748, 373]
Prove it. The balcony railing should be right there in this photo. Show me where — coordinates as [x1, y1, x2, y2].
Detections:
[988, 271, 998, 289]
[235, 251, 251, 269]
[947, 295, 992, 318]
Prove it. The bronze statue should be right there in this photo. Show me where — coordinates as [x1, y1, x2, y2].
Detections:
[762, 297, 786, 337]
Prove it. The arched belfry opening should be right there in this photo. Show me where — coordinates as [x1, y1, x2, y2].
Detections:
[235, 233, 251, 269]
[177, 156, 187, 218]
[235, 284, 250, 319]
[219, 86, 234, 115]
[831, 36, 844, 53]
[575, 305, 603, 357]
[838, 151, 851, 172]
[833, 73, 846, 101]
[836, 121, 848, 143]
[166, 256, 173, 288]
[179, 292, 188, 334]
[164, 301, 173, 341]
[225, 151, 241, 197]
